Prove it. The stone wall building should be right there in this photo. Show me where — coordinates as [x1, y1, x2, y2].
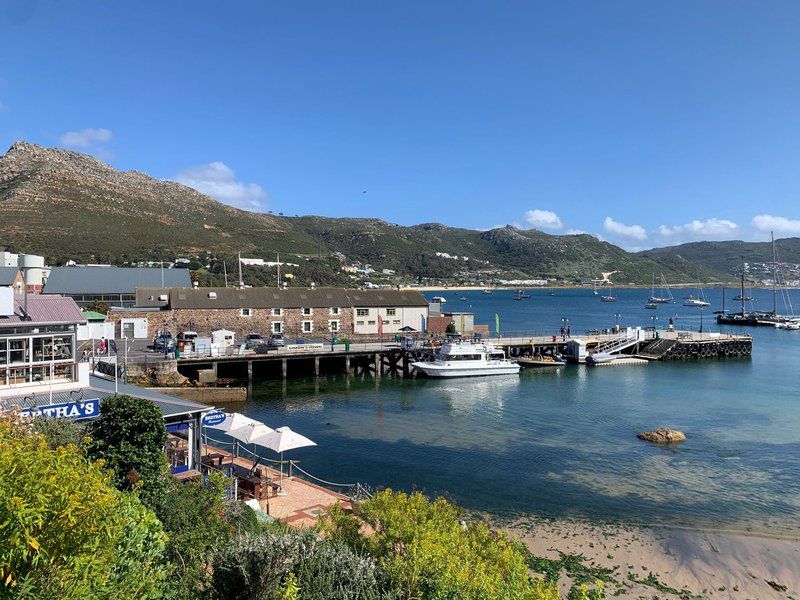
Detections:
[110, 287, 429, 339]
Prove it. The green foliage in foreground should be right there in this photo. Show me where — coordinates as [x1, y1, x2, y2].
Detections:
[0, 418, 166, 599]
[212, 530, 384, 600]
[87, 394, 168, 507]
[323, 489, 561, 600]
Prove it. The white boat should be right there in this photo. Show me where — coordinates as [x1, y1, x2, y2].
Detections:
[411, 342, 521, 378]
[600, 293, 617, 302]
[683, 295, 711, 307]
[648, 274, 674, 304]
[587, 351, 616, 365]
[683, 283, 711, 307]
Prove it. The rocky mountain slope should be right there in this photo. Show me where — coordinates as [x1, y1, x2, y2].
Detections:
[0, 141, 727, 283]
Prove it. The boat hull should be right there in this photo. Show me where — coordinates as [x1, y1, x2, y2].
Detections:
[411, 362, 521, 377]
[517, 358, 565, 368]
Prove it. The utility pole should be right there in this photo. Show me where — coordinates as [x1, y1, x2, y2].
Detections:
[160, 260, 164, 287]
[277, 253, 281, 288]
[238, 252, 244, 288]
[223, 261, 228, 287]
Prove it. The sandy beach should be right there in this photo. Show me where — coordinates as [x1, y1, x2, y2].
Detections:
[497, 517, 800, 598]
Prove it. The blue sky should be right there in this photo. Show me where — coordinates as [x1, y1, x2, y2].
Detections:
[1, 1, 800, 249]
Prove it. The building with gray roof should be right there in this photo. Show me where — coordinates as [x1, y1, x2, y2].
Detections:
[44, 266, 193, 308]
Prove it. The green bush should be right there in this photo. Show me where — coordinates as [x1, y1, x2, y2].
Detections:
[0, 418, 166, 599]
[323, 490, 560, 600]
[31, 417, 86, 449]
[87, 394, 167, 507]
[211, 530, 384, 600]
[156, 471, 234, 599]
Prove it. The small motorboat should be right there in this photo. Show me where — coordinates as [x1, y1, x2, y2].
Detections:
[460, 297, 468, 301]
[600, 294, 617, 302]
[514, 289, 532, 300]
[587, 351, 616, 365]
[645, 302, 658, 309]
[482, 289, 492, 294]
[517, 354, 565, 368]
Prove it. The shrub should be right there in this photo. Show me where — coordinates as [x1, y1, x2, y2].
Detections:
[30, 417, 86, 449]
[0, 417, 166, 599]
[87, 394, 167, 506]
[211, 530, 384, 600]
[323, 490, 560, 600]
[156, 470, 234, 598]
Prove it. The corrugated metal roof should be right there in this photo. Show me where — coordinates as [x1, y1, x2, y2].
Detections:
[0, 375, 212, 419]
[0, 295, 86, 326]
[163, 287, 428, 309]
[45, 267, 192, 295]
[0, 267, 21, 286]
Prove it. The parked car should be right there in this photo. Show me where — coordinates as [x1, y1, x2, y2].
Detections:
[244, 332, 264, 348]
[178, 331, 198, 341]
[267, 333, 285, 348]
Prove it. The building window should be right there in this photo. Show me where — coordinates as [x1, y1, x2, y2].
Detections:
[356, 321, 365, 326]
[302, 307, 312, 316]
[329, 320, 340, 333]
[240, 308, 253, 317]
[367, 320, 376, 325]
[356, 308, 369, 317]
[272, 308, 282, 316]
[302, 321, 313, 333]
[330, 307, 341, 315]
[272, 322, 282, 334]
[393, 319, 401, 325]
[382, 320, 389, 325]
[386, 308, 396, 316]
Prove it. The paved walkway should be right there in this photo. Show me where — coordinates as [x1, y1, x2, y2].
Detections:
[202, 444, 351, 528]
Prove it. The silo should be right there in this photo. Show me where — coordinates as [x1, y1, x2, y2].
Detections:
[19, 254, 45, 288]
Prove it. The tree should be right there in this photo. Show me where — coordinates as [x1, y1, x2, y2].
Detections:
[84, 300, 110, 315]
[445, 321, 457, 334]
[87, 395, 167, 507]
[31, 417, 86, 449]
[323, 490, 560, 600]
[0, 417, 166, 599]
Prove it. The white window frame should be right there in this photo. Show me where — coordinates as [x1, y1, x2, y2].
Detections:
[386, 308, 396, 316]
[240, 308, 253, 317]
[302, 307, 313, 316]
[356, 320, 365, 326]
[272, 321, 283, 334]
[272, 308, 282, 316]
[356, 308, 369, 317]
[330, 307, 341, 316]
[302, 320, 313, 333]
[329, 320, 340, 333]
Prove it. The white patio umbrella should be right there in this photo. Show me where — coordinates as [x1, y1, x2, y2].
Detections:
[252, 426, 316, 493]
[228, 422, 275, 444]
[208, 412, 259, 433]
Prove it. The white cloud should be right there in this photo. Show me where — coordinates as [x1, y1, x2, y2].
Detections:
[751, 214, 800, 235]
[172, 161, 268, 211]
[524, 209, 563, 230]
[655, 218, 739, 244]
[602, 217, 647, 241]
[59, 127, 113, 148]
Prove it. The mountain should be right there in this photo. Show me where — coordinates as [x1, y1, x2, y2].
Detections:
[0, 141, 723, 284]
[638, 239, 800, 277]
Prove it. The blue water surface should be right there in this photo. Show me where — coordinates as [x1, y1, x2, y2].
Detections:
[238, 287, 800, 534]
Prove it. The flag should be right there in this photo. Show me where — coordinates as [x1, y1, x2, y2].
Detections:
[378, 312, 383, 336]
[495, 313, 500, 335]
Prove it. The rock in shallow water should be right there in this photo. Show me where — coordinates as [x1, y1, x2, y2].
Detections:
[637, 428, 686, 443]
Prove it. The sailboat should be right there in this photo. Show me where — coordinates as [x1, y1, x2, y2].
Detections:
[514, 289, 532, 300]
[600, 286, 617, 302]
[683, 282, 711, 307]
[648, 274, 674, 304]
[732, 257, 753, 302]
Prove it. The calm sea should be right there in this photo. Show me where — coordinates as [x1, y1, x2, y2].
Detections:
[238, 287, 800, 535]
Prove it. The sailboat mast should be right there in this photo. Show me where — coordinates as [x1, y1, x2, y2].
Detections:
[772, 231, 777, 316]
[740, 256, 745, 315]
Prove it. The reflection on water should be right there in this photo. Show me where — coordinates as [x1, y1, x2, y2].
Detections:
[242, 288, 800, 535]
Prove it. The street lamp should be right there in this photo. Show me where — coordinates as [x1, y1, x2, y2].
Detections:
[613, 313, 621, 331]
[650, 315, 658, 330]
[699, 307, 704, 333]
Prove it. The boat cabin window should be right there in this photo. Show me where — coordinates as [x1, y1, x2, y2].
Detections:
[442, 354, 482, 361]
[489, 353, 506, 360]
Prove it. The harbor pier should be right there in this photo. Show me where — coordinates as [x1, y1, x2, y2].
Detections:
[166, 329, 752, 384]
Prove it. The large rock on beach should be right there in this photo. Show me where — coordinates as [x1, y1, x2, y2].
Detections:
[637, 428, 686, 443]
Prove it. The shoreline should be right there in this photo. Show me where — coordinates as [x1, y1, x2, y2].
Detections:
[490, 515, 800, 598]
[412, 284, 800, 291]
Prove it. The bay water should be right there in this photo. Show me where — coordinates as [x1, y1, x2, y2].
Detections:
[240, 287, 800, 535]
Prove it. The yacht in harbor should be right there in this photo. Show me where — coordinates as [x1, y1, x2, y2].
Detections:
[683, 282, 711, 307]
[411, 342, 520, 377]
